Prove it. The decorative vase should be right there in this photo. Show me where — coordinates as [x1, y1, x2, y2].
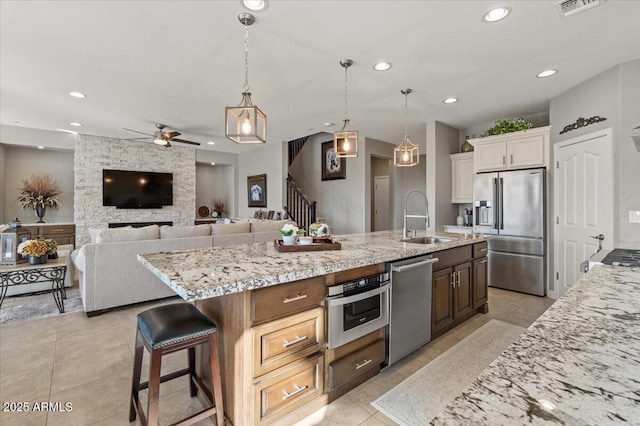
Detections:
[40, 254, 48, 264]
[28, 255, 42, 265]
[48, 252, 58, 260]
[460, 137, 474, 153]
[282, 234, 296, 245]
[35, 205, 46, 223]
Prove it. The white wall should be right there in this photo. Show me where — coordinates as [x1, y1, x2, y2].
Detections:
[0, 144, 5, 223]
[363, 138, 397, 233]
[196, 150, 239, 217]
[74, 135, 196, 245]
[195, 163, 234, 218]
[550, 58, 640, 244]
[1, 146, 75, 224]
[237, 142, 286, 219]
[426, 121, 460, 232]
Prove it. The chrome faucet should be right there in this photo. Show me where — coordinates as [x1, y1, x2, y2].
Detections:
[403, 190, 430, 239]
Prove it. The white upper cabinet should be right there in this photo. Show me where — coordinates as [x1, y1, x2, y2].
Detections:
[450, 152, 474, 203]
[469, 126, 550, 172]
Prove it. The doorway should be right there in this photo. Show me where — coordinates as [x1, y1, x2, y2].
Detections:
[554, 128, 613, 298]
[373, 176, 390, 231]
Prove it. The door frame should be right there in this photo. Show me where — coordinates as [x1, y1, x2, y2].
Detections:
[552, 128, 613, 299]
[373, 175, 390, 231]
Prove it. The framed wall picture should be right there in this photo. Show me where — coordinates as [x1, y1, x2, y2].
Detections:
[247, 174, 267, 207]
[321, 141, 346, 181]
[267, 210, 275, 219]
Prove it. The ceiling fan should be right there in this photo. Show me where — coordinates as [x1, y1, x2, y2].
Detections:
[123, 124, 201, 148]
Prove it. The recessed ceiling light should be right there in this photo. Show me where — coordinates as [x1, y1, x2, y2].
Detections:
[69, 91, 86, 98]
[482, 7, 511, 23]
[207, 141, 216, 145]
[323, 122, 335, 127]
[373, 62, 392, 71]
[57, 128, 78, 134]
[37, 146, 44, 149]
[242, 0, 268, 11]
[443, 97, 458, 104]
[537, 69, 558, 78]
[211, 162, 216, 165]
[69, 122, 82, 127]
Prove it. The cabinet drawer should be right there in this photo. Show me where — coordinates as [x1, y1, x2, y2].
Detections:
[253, 307, 324, 377]
[473, 242, 488, 258]
[433, 245, 472, 270]
[253, 354, 324, 425]
[41, 225, 75, 236]
[329, 338, 385, 390]
[252, 277, 325, 324]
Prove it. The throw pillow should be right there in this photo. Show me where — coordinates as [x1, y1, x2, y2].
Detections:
[210, 222, 251, 235]
[95, 225, 160, 243]
[160, 224, 211, 239]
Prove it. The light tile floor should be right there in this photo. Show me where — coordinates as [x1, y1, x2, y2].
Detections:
[0, 288, 554, 426]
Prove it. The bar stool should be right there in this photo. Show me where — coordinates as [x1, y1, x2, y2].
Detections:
[129, 303, 225, 426]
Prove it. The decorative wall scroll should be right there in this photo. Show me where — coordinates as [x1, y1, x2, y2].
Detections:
[559, 116, 607, 135]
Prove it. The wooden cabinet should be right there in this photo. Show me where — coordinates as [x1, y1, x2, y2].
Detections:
[432, 242, 488, 338]
[22, 224, 75, 247]
[450, 152, 474, 203]
[469, 126, 550, 173]
[252, 277, 325, 324]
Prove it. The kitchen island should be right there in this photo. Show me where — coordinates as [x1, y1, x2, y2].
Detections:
[431, 264, 640, 425]
[137, 230, 486, 425]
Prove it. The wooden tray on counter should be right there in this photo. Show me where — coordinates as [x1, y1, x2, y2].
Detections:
[273, 239, 341, 252]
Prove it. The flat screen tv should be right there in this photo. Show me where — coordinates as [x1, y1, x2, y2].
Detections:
[103, 169, 173, 209]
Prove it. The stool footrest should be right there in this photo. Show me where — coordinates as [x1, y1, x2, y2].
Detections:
[139, 367, 190, 391]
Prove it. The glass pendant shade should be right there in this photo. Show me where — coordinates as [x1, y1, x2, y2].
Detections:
[334, 119, 358, 158]
[225, 92, 267, 144]
[394, 136, 419, 167]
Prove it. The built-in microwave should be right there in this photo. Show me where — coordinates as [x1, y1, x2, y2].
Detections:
[325, 272, 390, 349]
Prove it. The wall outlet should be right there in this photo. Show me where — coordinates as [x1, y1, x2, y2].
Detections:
[630, 210, 640, 224]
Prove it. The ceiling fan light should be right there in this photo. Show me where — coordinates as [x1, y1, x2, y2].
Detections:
[225, 92, 267, 144]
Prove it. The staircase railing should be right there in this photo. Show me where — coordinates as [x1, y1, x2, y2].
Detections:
[288, 136, 310, 166]
[285, 174, 316, 234]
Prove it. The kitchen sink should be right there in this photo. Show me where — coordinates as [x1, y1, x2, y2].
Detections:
[401, 236, 457, 244]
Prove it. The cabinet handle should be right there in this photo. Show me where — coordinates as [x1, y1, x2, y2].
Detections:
[282, 335, 308, 348]
[479, 248, 488, 252]
[355, 359, 373, 370]
[283, 294, 307, 304]
[502, 155, 506, 165]
[282, 384, 308, 400]
[451, 272, 455, 288]
[457, 271, 461, 287]
[479, 259, 488, 264]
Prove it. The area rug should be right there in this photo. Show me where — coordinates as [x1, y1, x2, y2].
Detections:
[371, 319, 525, 426]
[0, 288, 83, 325]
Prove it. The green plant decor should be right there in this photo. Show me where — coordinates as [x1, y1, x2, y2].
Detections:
[482, 118, 534, 137]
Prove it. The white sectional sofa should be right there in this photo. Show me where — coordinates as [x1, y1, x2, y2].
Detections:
[71, 220, 292, 315]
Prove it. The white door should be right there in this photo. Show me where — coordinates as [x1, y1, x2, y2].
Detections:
[554, 129, 612, 298]
[374, 176, 390, 231]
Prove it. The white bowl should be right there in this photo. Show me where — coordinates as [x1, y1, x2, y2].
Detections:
[298, 237, 313, 245]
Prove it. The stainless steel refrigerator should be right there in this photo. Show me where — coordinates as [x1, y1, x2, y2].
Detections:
[473, 168, 546, 296]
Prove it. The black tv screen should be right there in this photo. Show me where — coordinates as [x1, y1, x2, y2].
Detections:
[103, 169, 173, 209]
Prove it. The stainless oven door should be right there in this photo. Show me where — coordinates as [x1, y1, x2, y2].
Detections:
[326, 281, 390, 349]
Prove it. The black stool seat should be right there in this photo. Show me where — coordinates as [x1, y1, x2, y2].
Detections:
[130, 302, 225, 426]
[138, 303, 217, 349]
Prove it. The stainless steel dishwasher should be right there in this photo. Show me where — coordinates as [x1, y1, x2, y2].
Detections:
[387, 254, 438, 366]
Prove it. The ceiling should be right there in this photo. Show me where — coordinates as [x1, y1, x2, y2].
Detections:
[1, 1, 639, 154]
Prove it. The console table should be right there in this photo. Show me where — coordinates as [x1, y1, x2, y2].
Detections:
[0, 256, 68, 313]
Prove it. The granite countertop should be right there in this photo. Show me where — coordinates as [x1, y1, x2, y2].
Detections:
[431, 263, 640, 425]
[138, 230, 484, 302]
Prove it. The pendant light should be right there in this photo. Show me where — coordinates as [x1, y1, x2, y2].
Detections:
[394, 88, 419, 167]
[225, 13, 267, 144]
[334, 59, 358, 158]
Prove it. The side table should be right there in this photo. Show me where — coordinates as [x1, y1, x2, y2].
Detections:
[0, 256, 68, 313]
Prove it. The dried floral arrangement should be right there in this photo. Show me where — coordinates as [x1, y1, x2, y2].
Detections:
[44, 238, 58, 255]
[213, 200, 225, 215]
[17, 239, 48, 257]
[18, 174, 62, 210]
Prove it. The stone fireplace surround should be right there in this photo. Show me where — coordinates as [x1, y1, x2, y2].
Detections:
[74, 135, 196, 246]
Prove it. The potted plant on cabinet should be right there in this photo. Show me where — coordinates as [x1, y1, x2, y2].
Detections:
[18, 174, 62, 223]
